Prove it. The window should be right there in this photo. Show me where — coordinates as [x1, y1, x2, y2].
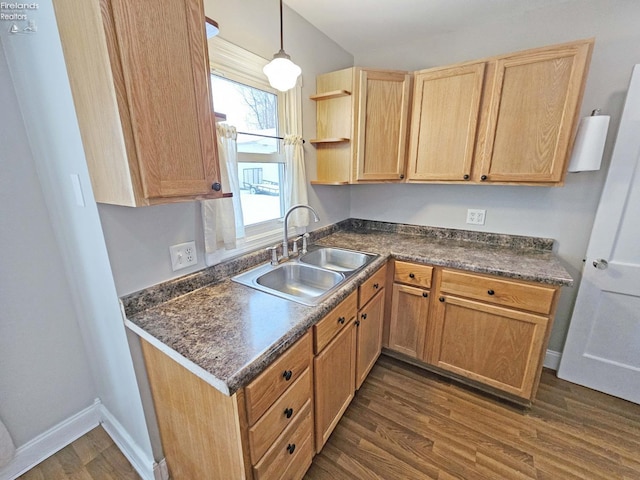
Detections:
[210, 75, 285, 229]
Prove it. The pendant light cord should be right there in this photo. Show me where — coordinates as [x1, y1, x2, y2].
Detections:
[279, 0, 284, 51]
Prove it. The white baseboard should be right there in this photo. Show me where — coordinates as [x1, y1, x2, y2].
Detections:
[544, 349, 562, 370]
[96, 404, 157, 480]
[0, 400, 165, 480]
[0, 400, 100, 479]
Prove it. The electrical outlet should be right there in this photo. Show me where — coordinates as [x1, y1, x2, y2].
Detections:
[466, 209, 486, 225]
[170, 241, 197, 271]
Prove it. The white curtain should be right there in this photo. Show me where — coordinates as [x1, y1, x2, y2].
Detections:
[201, 123, 244, 258]
[283, 134, 309, 227]
[282, 83, 310, 228]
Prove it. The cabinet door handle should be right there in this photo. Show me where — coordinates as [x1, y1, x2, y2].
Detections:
[287, 443, 296, 454]
[361, 313, 367, 320]
[409, 273, 415, 279]
[481, 175, 488, 181]
[282, 370, 292, 381]
[487, 289, 495, 295]
[422, 292, 428, 298]
[337, 316, 345, 325]
[463, 174, 470, 180]
[373, 283, 379, 289]
[355, 320, 361, 327]
[284, 407, 294, 419]
[212, 182, 222, 191]
[439, 296, 445, 302]
[399, 174, 405, 179]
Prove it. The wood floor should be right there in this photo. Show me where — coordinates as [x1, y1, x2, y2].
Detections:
[17, 426, 140, 480]
[19, 355, 640, 479]
[305, 355, 640, 480]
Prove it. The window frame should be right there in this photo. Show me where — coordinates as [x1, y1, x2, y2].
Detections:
[206, 37, 302, 265]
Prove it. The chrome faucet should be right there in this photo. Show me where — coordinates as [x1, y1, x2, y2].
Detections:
[282, 204, 320, 258]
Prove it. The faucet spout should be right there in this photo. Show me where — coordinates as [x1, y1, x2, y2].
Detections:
[283, 204, 320, 258]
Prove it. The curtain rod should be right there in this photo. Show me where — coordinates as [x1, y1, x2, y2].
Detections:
[237, 130, 305, 144]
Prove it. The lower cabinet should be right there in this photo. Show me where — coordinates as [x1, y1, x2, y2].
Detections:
[355, 281, 385, 389]
[386, 262, 560, 402]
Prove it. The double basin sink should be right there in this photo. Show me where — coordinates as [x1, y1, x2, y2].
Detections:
[232, 246, 378, 306]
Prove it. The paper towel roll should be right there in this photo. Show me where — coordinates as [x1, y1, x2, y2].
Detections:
[568, 114, 610, 172]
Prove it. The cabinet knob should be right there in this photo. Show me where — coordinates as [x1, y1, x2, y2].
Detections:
[409, 273, 415, 279]
[399, 174, 405, 179]
[480, 175, 488, 181]
[373, 283, 379, 289]
[355, 320, 361, 327]
[212, 182, 222, 191]
[463, 174, 470, 180]
[337, 316, 345, 325]
[282, 370, 292, 381]
[361, 313, 367, 320]
[287, 443, 296, 455]
[487, 289, 495, 295]
[284, 407, 294, 419]
[422, 292, 428, 298]
[439, 296, 445, 302]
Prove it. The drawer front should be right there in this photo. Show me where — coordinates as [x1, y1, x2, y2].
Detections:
[253, 400, 313, 480]
[439, 269, 556, 315]
[359, 264, 387, 308]
[245, 332, 312, 426]
[249, 368, 312, 464]
[394, 261, 433, 289]
[314, 290, 358, 354]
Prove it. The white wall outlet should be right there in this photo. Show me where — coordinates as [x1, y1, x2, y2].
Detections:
[466, 209, 486, 225]
[170, 241, 197, 271]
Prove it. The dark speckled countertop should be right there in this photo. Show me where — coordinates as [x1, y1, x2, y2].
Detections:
[123, 219, 573, 396]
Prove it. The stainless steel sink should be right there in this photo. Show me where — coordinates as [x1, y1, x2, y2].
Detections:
[232, 246, 378, 306]
[299, 247, 374, 272]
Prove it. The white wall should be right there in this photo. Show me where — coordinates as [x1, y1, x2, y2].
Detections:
[1, 1, 154, 471]
[98, 0, 354, 296]
[350, 0, 640, 351]
[0, 45, 96, 449]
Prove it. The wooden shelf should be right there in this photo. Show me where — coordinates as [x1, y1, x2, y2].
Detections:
[310, 180, 350, 185]
[310, 90, 351, 101]
[309, 138, 350, 145]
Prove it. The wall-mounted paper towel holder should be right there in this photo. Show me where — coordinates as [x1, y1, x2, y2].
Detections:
[568, 109, 610, 172]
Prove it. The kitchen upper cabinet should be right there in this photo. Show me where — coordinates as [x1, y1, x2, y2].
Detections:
[407, 62, 485, 182]
[427, 269, 560, 400]
[408, 39, 593, 185]
[53, 0, 222, 206]
[311, 67, 411, 184]
[476, 40, 593, 184]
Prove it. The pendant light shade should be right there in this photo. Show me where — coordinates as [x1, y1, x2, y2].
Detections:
[264, 0, 301, 92]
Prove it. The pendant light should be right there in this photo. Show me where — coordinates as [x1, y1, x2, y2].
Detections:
[263, 0, 301, 92]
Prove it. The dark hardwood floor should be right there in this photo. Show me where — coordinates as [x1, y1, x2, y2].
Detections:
[18, 354, 640, 479]
[305, 355, 640, 480]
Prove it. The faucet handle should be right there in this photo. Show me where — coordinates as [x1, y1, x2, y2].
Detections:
[301, 233, 310, 254]
[292, 236, 302, 255]
[266, 245, 279, 266]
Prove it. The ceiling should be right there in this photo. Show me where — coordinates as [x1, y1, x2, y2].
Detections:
[284, 0, 571, 57]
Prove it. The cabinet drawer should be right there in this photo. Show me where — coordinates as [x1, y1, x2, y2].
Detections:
[394, 261, 433, 289]
[249, 368, 312, 464]
[245, 332, 312, 426]
[440, 269, 556, 315]
[359, 264, 387, 308]
[314, 290, 357, 354]
[253, 400, 313, 480]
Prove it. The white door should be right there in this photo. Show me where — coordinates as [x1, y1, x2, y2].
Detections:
[557, 65, 640, 404]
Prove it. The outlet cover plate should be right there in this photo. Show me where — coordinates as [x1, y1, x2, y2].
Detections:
[466, 209, 486, 225]
[170, 241, 197, 271]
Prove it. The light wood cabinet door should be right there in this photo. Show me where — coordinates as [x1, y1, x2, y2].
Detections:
[314, 321, 356, 453]
[476, 40, 593, 184]
[355, 69, 412, 181]
[388, 283, 430, 359]
[407, 62, 485, 182]
[355, 290, 385, 389]
[429, 295, 549, 399]
[54, 0, 221, 206]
